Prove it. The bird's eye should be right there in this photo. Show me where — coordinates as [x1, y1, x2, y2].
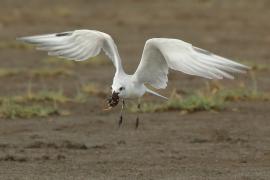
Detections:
[119, 87, 125, 91]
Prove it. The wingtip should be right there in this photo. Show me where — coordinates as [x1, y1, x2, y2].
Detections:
[237, 65, 252, 74]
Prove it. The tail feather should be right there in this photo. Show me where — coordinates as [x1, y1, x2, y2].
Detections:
[146, 88, 168, 100]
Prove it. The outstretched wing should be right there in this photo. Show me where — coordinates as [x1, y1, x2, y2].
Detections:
[17, 30, 123, 73]
[133, 38, 250, 89]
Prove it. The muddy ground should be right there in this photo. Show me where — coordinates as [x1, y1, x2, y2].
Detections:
[0, 0, 270, 179]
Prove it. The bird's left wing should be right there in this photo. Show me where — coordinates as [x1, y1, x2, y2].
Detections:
[133, 38, 250, 89]
[17, 30, 124, 73]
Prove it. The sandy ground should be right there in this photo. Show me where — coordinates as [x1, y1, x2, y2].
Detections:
[0, 0, 270, 179]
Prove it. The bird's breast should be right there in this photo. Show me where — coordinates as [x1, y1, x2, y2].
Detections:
[123, 84, 146, 99]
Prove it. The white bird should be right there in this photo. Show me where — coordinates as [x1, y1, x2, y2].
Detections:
[18, 29, 249, 128]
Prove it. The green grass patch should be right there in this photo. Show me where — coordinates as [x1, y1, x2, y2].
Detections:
[129, 85, 269, 113]
[166, 93, 225, 112]
[0, 99, 62, 119]
[0, 103, 59, 119]
[129, 91, 225, 113]
[0, 90, 71, 119]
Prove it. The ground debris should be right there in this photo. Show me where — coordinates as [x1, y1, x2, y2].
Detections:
[25, 140, 88, 150]
[0, 154, 28, 162]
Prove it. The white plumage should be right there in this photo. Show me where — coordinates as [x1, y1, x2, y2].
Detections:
[18, 29, 249, 100]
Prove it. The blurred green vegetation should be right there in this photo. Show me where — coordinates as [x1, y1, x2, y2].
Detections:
[0, 51, 268, 119]
[0, 74, 269, 119]
[129, 81, 269, 113]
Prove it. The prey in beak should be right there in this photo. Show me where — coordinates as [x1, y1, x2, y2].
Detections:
[104, 91, 120, 111]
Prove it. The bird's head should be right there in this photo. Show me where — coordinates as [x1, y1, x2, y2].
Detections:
[111, 84, 126, 98]
[104, 84, 126, 110]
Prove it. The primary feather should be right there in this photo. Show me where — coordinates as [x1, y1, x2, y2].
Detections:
[17, 30, 124, 74]
[133, 38, 250, 89]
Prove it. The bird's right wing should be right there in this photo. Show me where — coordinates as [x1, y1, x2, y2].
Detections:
[133, 38, 250, 89]
[17, 30, 124, 74]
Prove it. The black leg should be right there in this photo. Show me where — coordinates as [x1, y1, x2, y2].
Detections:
[118, 99, 125, 127]
[119, 115, 123, 127]
[135, 103, 140, 129]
